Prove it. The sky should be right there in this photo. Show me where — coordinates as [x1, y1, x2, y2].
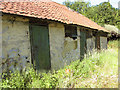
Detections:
[52, 0, 119, 8]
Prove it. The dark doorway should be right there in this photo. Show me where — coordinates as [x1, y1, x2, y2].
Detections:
[93, 31, 100, 50]
[30, 24, 51, 71]
[95, 35, 100, 50]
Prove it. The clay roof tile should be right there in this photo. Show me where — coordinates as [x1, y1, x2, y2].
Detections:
[1, 0, 109, 32]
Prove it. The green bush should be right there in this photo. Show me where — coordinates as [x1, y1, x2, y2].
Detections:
[108, 40, 118, 49]
[1, 68, 59, 88]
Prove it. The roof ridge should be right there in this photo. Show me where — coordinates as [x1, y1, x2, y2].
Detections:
[51, 0, 66, 7]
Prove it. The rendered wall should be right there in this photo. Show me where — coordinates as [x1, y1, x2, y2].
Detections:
[62, 27, 80, 66]
[100, 36, 107, 49]
[49, 23, 80, 70]
[49, 22, 65, 70]
[2, 14, 31, 72]
[86, 31, 96, 54]
[86, 37, 95, 53]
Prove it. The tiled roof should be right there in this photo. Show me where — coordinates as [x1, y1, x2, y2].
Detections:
[0, 0, 109, 32]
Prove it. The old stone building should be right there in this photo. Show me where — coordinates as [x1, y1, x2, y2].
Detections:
[0, 0, 109, 72]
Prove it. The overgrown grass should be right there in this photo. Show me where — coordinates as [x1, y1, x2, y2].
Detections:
[1, 40, 118, 88]
[108, 40, 118, 49]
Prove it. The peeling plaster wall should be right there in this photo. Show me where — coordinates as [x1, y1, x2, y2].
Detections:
[49, 23, 80, 70]
[86, 30, 96, 54]
[49, 23, 65, 70]
[2, 14, 31, 72]
[62, 27, 80, 66]
[86, 36, 96, 54]
[100, 36, 107, 49]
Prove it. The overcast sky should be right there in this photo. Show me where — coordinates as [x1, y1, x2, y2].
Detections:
[52, 0, 119, 8]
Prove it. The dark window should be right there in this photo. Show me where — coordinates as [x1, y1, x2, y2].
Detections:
[86, 30, 92, 39]
[65, 25, 77, 40]
[93, 31, 97, 37]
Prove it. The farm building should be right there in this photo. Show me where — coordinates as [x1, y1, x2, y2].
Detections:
[0, 0, 109, 72]
[104, 24, 120, 40]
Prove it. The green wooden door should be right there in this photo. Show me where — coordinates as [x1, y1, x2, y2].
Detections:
[80, 31, 86, 60]
[30, 25, 51, 70]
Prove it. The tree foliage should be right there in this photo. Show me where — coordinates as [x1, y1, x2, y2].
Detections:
[63, 0, 120, 29]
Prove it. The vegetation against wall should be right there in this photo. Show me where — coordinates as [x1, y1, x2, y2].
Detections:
[1, 40, 118, 88]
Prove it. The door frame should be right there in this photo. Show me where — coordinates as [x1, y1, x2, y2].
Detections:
[80, 28, 87, 60]
[29, 21, 51, 70]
